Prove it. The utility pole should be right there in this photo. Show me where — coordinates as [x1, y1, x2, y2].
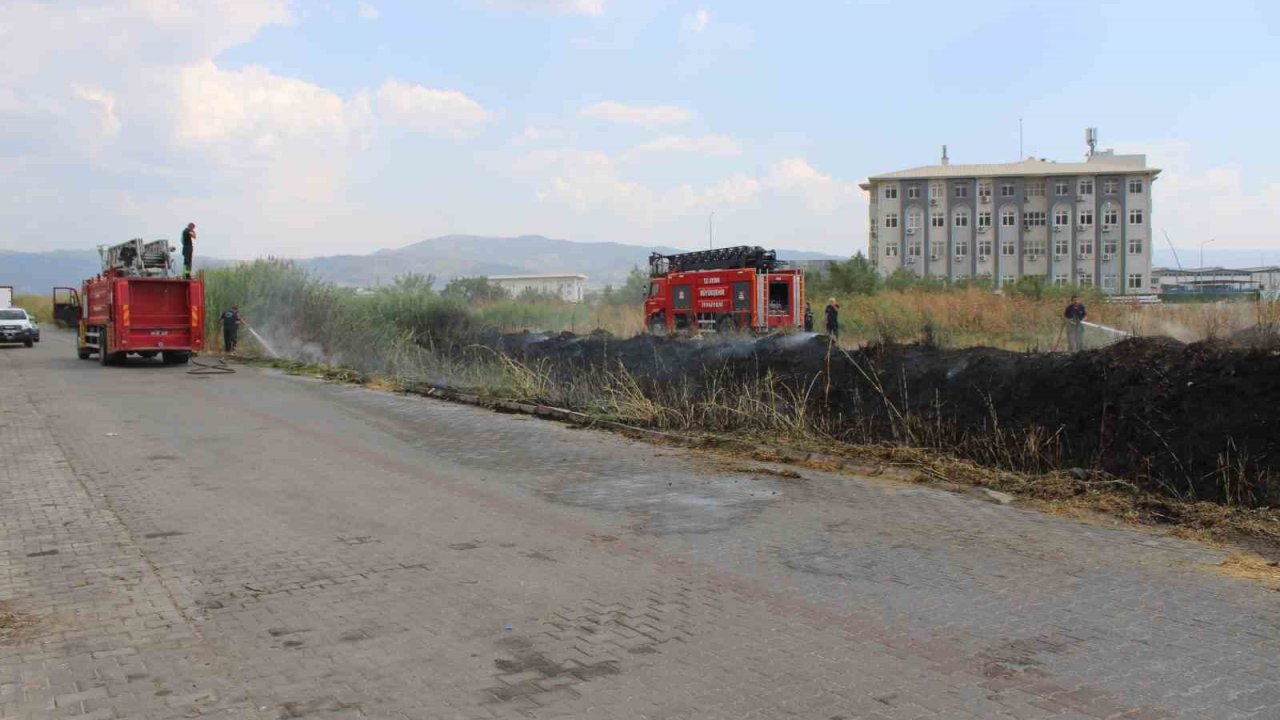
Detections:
[709, 211, 715, 249]
[1200, 237, 1216, 269]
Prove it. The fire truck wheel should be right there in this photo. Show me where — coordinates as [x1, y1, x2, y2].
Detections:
[162, 351, 190, 365]
[647, 315, 666, 335]
[714, 315, 734, 333]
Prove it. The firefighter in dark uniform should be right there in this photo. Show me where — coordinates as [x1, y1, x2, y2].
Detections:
[181, 222, 196, 278]
[803, 302, 814, 332]
[824, 298, 840, 338]
[1064, 294, 1087, 352]
[221, 306, 245, 354]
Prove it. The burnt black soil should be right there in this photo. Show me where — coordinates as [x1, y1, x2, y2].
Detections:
[494, 330, 1280, 507]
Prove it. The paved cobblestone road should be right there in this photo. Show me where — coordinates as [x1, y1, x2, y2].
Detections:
[2, 333, 1279, 720]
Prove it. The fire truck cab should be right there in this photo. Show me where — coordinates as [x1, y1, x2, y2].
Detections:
[644, 246, 804, 333]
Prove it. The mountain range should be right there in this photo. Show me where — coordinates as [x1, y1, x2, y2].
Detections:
[1, 235, 843, 295]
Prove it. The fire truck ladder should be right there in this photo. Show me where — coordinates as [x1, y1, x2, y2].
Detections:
[99, 238, 174, 277]
[648, 245, 780, 277]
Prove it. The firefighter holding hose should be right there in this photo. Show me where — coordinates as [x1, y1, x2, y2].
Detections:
[1064, 294, 1087, 352]
[221, 305, 247, 354]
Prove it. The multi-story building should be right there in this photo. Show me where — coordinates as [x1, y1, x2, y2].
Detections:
[860, 129, 1160, 294]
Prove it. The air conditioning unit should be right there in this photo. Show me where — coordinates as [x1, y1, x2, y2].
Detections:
[1103, 254, 1114, 260]
[930, 255, 940, 261]
[1076, 254, 1088, 260]
[906, 257, 917, 264]
[1028, 255, 1040, 261]
[1053, 226, 1062, 233]
[929, 199, 938, 206]
[977, 226, 988, 234]
[906, 228, 916, 235]
[1077, 225, 1089, 231]
[978, 255, 989, 262]
[980, 196, 990, 204]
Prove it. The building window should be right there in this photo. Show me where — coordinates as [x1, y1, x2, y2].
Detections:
[883, 186, 898, 200]
[977, 182, 992, 200]
[884, 213, 899, 228]
[1054, 273, 1069, 287]
[907, 186, 921, 199]
[1102, 274, 1118, 290]
[1103, 238, 1118, 255]
[978, 211, 992, 228]
[930, 182, 944, 198]
[1024, 237, 1047, 256]
[1054, 209, 1070, 227]
[1054, 181, 1070, 196]
[1001, 238, 1016, 256]
[1000, 273, 1016, 288]
[1079, 239, 1094, 256]
[1000, 209, 1017, 227]
[906, 211, 921, 229]
[1128, 237, 1143, 255]
[1103, 179, 1119, 194]
[1128, 273, 1144, 290]
[1000, 183, 1016, 198]
[1103, 207, 1118, 227]
[1078, 209, 1094, 227]
[885, 243, 898, 257]
[930, 241, 944, 259]
[1055, 236, 1070, 256]
[977, 238, 993, 256]
[1026, 181, 1046, 197]
[955, 240, 969, 257]
[954, 184, 969, 199]
[907, 240, 922, 257]
[1078, 271, 1093, 287]
[931, 211, 945, 228]
[1023, 211, 1047, 228]
[1079, 179, 1094, 195]
[954, 209, 970, 227]
[1129, 209, 1144, 225]
[1128, 178, 1144, 194]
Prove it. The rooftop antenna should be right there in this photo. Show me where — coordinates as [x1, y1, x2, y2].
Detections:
[941, 144, 949, 166]
[1086, 127, 1098, 157]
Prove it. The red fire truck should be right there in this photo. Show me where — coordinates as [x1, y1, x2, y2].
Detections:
[56, 239, 205, 365]
[643, 246, 805, 333]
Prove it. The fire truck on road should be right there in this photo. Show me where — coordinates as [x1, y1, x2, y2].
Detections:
[55, 238, 205, 366]
[643, 246, 804, 334]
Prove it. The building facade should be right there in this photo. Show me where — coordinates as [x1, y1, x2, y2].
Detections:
[487, 274, 587, 303]
[860, 132, 1160, 294]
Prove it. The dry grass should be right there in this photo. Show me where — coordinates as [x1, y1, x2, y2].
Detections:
[1210, 554, 1280, 589]
[832, 289, 1266, 350]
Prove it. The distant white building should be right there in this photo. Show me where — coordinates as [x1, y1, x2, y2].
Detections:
[487, 274, 587, 303]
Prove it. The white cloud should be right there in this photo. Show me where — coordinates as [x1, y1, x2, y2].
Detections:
[70, 84, 122, 137]
[682, 9, 710, 34]
[628, 134, 742, 158]
[766, 158, 861, 214]
[517, 149, 865, 229]
[488, 0, 605, 16]
[358, 2, 380, 21]
[579, 101, 694, 127]
[376, 79, 492, 138]
[1116, 139, 1280, 256]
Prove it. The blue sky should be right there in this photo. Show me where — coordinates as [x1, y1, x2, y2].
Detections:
[2, 0, 1278, 265]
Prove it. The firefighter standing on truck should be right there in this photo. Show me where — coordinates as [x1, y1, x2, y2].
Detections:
[221, 306, 245, 354]
[181, 222, 196, 278]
